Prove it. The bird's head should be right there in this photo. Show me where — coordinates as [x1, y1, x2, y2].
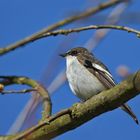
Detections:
[60, 47, 90, 58]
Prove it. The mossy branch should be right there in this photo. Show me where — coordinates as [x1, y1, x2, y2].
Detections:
[0, 76, 52, 118]
[1, 70, 140, 140]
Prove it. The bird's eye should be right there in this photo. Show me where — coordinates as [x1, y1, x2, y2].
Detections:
[71, 51, 77, 55]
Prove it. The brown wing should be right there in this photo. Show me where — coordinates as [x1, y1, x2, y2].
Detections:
[94, 70, 115, 89]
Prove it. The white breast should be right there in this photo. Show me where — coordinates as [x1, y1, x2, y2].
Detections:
[66, 56, 106, 101]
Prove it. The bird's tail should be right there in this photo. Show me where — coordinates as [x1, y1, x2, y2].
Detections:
[120, 104, 139, 125]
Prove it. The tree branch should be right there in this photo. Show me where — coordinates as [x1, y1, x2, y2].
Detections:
[0, 76, 52, 118]
[39, 25, 140, 38]
[0, 88, 36, 95]
[0, 0, 125, 56]
[2, 70, 140, 140]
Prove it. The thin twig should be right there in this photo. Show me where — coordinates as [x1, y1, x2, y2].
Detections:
[0, 0, 125, 56]
[0, 89, 36, 95]
[40, 25, 140, 38]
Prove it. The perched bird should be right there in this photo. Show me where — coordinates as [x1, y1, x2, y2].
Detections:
[60, 47, 138, 124]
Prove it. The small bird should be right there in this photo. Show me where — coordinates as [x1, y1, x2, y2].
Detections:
[60, 47, 138, 124]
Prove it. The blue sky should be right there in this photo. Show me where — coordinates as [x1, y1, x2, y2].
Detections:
[0, 0, 140, 139]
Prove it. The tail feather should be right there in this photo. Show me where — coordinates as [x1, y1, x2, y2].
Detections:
[120, 104, 139, 125]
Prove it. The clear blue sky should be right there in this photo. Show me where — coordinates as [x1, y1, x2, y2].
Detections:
[0, 0, 140, 139]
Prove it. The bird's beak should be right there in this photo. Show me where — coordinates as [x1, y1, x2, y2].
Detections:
[59, 53, 67, 57]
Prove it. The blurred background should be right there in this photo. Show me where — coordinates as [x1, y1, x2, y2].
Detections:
[0, 0, 140, 139]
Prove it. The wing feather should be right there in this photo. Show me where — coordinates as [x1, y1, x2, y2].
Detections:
[78, 55, 138, 124]
[92, 63, 116, 88]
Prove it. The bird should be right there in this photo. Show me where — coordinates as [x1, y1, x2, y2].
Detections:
[60, 47, 139, 124]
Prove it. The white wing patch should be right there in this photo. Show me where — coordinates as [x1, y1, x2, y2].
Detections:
[92, 63, 116, 85]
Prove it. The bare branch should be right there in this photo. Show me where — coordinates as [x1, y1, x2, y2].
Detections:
[0, 89, 36, 95]
[39, 24, 140, 38]
[0, 0, 125, 56]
